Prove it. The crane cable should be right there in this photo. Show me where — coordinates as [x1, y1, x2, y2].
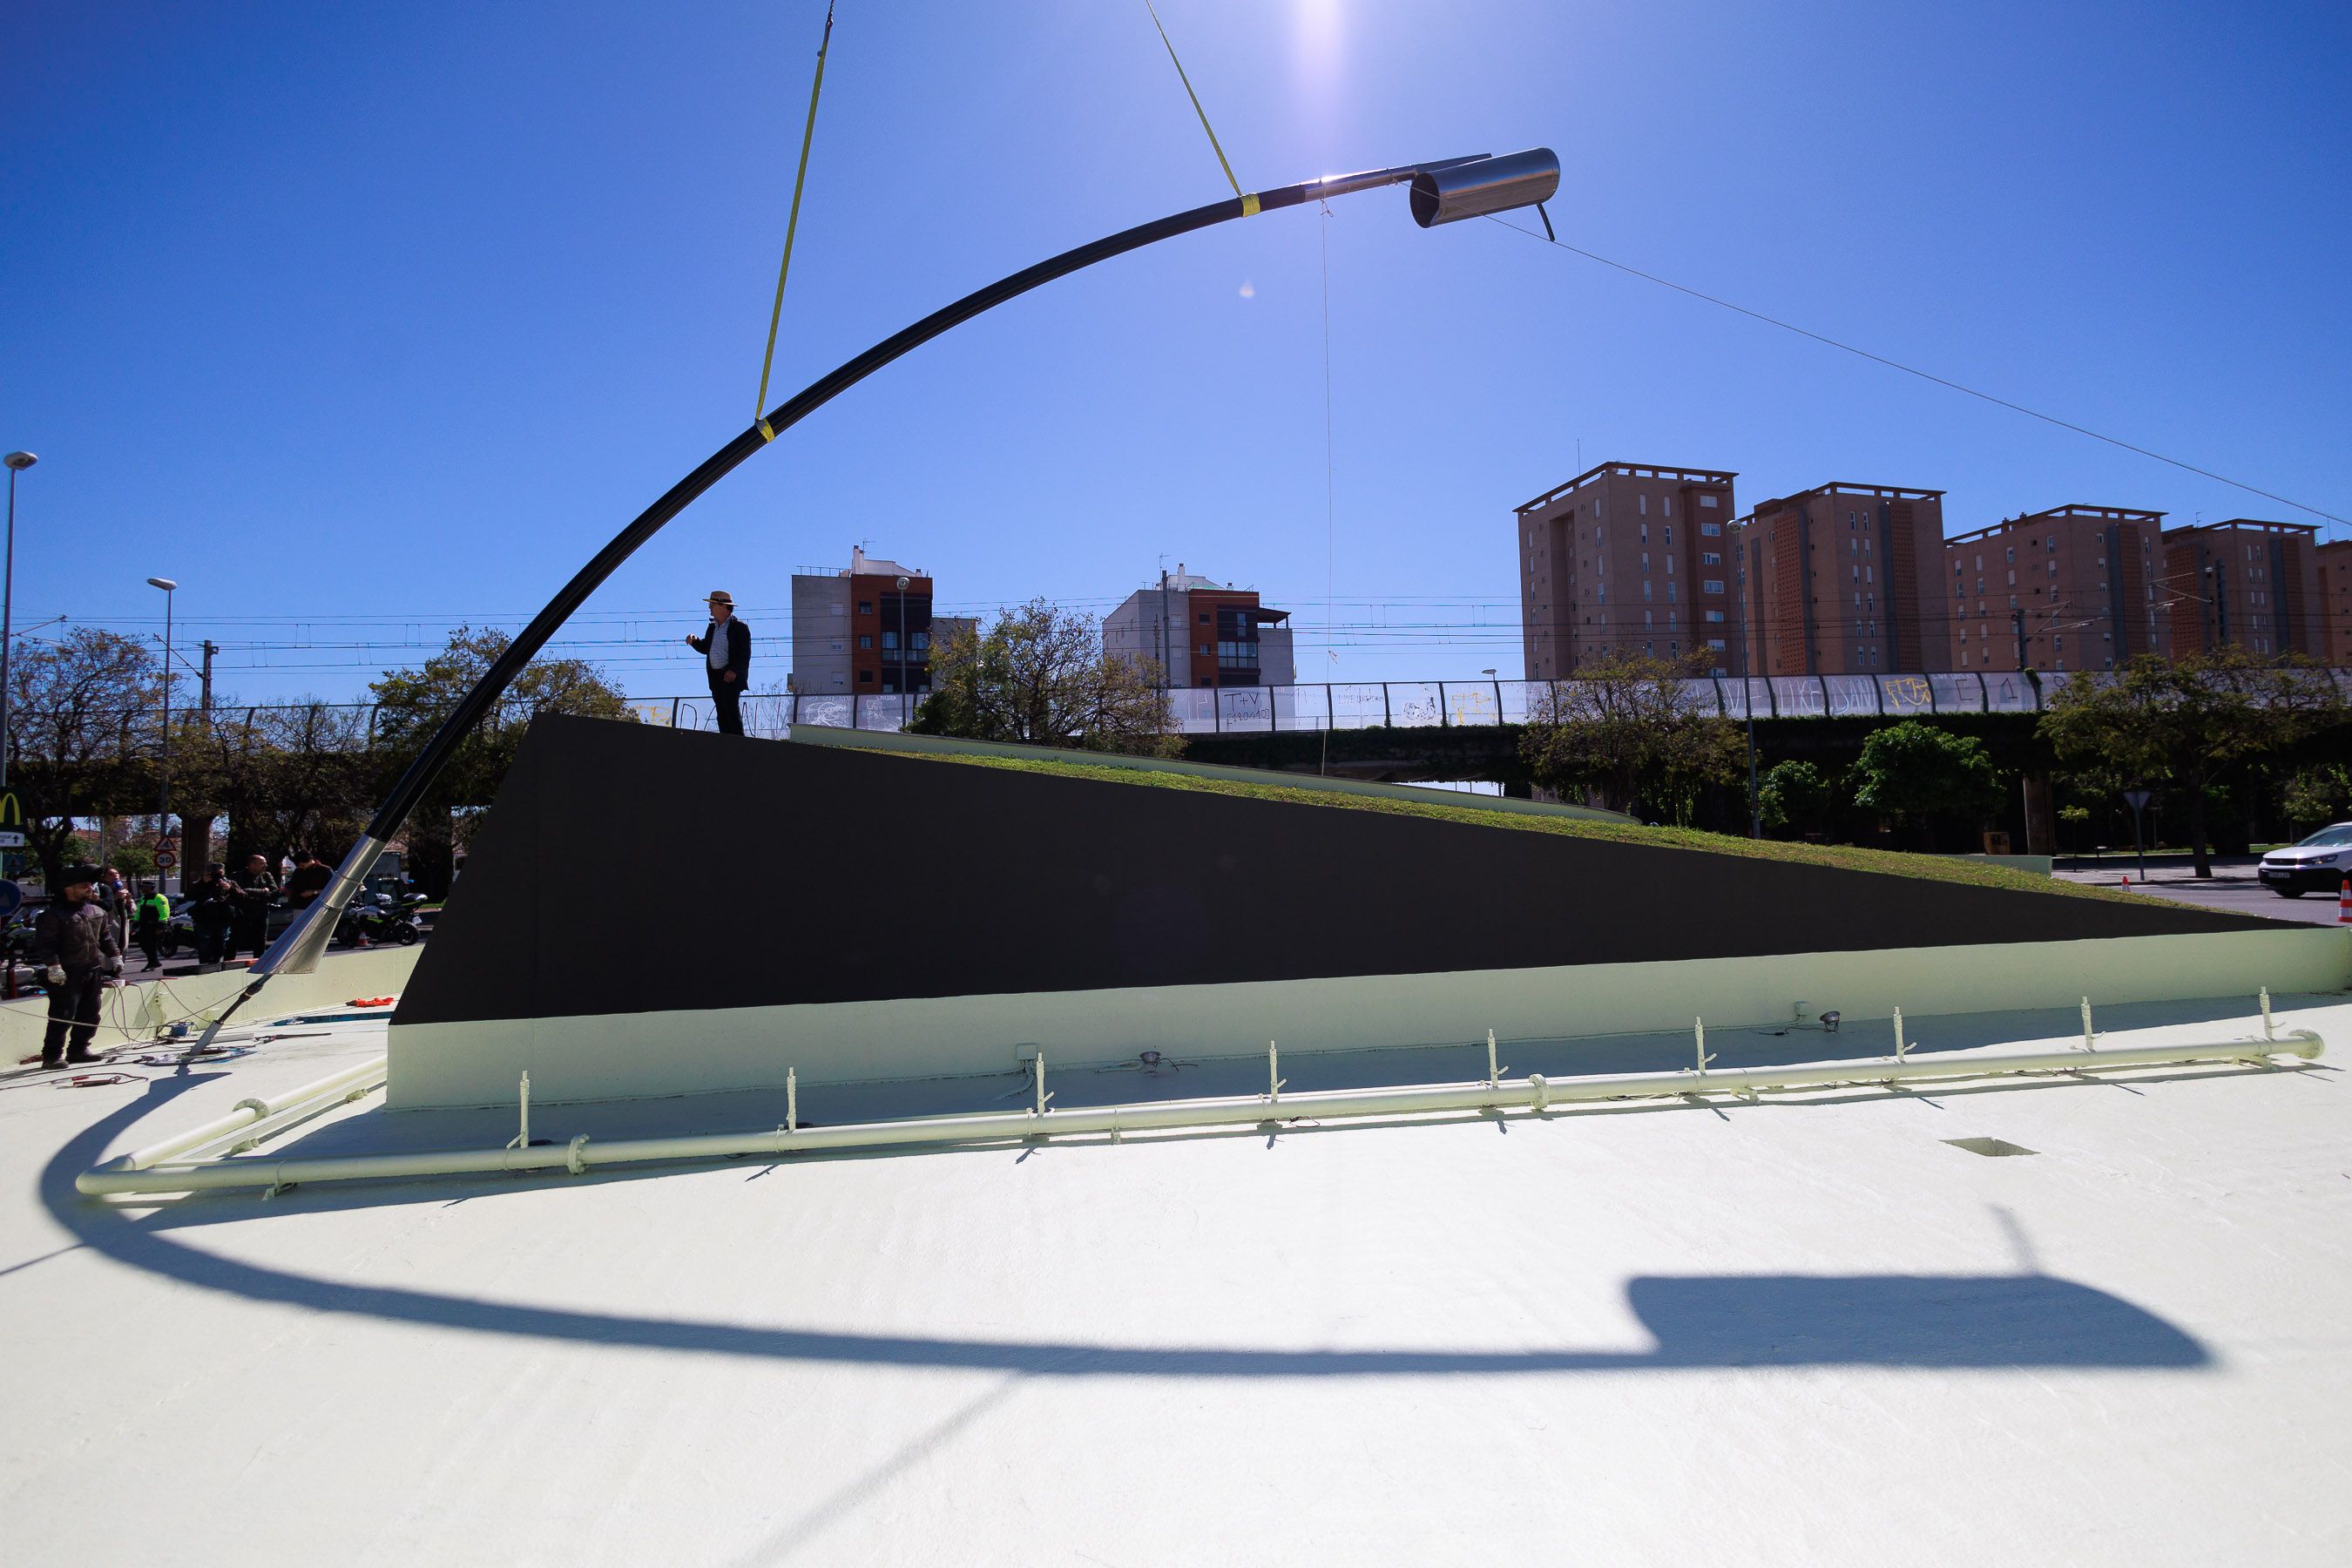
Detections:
[1141, 0, 1255, 215]
[753, 0, 836, 441]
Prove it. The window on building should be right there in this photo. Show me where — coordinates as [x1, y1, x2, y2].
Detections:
[1701, 551, 1721, 566]
[1704, 610, 1727, 624]
[1700, 494, 1720, 509]
[858, 634, 873, 649]
[858, 669, 875, 684]
[1641, 580, 1652, 602]
[881, 631, 899, 650]
[1639, 496, 1649, 517]
[1641, 552, 1651, 571]
[1700, 521, 1722, 537]
[1702, 580, 1726, 595]
[1667, 582, 1677, 602]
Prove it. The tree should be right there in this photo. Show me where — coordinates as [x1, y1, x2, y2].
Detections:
[1517, 651, 1741, 821]
[3, 628, 159, 889]
[1757, 759, 1837, 839]
[2040, 650, 2343, 877]
[109, 841, 159, 879]
[2281, 763, 2352, 835]
[371, 627, 634, 894]
[1851, 720, 2001, 845]
[911, 599, 1179, 756]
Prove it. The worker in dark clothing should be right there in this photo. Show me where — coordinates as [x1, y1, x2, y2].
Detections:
[133, 881, 171, 971]
[686, 590, 751, 736]
[30, 865, 123, 1068]
[231, 853, 279, 963]
[285, 851, 333, 909]
[189, 862, 237, 973]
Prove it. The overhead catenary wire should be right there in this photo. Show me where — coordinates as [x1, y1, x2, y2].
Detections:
[1481, 214, 2349, 531]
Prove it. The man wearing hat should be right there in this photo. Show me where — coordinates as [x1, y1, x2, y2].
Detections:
[29, 865, 123, 1069]
[686, 590, 752, 736]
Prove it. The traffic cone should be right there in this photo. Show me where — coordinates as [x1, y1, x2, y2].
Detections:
[2337, 875, 2349, 925]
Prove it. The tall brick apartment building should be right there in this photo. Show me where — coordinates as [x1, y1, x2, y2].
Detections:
[1734, 483, 1953, 677]
[2320, 539, 2352, 666]
[1514, 462, 1739, 675]
[1943, 505, 2168, 672]
[2161, 519, 2322, 657]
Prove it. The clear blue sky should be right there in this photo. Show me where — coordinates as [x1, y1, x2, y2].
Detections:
[4, 0, 2347, 702]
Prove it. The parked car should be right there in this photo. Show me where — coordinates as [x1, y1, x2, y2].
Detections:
[2257, 823, 2352, 896]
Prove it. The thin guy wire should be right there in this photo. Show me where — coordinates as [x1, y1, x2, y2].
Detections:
[1482, 215, 2349, 531]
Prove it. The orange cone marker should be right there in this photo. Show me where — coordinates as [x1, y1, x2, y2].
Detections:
[2337, 875, 2349, 925]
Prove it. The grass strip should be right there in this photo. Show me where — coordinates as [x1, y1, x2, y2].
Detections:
[875, 747, 2146, 904]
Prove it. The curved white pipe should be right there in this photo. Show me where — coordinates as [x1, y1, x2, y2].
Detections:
[76, 1030, 2322, 1198]
[96, 1055, 389, 1173]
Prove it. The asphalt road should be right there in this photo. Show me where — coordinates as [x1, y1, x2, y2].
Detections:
[2054, 864, 2345, 925]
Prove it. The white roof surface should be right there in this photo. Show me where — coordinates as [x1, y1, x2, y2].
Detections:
[3, 994, 2348, 1565]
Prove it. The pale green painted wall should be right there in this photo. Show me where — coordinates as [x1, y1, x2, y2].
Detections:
[386, 927, 2349, 1108]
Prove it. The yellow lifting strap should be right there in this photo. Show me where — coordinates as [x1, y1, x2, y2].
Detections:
[1141, 0, 1254, 214]
[754, 1, 836, 442]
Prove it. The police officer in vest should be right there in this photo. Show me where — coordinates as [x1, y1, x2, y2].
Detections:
[30, 865, 123, 1069]
[686, 590, 752, 736]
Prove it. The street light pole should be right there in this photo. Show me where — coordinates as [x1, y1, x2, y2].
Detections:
[1741, 549, 1761, 837]
[1, 450, 37, 794]
[895, 573, 911, 719]
[146, 577, 177, 868]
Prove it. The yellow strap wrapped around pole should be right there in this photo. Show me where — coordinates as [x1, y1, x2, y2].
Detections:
[754, 1, 836, 440]
[1141, 0, 1254, 212]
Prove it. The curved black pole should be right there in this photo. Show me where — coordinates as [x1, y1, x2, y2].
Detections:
[218, 152, 1504, 1019]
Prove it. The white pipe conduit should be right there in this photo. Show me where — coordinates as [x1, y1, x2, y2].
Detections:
[105, 1055, 390, 1173]
[76, 1028, 2322, 1199]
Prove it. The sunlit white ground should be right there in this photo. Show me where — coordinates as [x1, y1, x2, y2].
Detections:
[3, 994, 2347, 1565]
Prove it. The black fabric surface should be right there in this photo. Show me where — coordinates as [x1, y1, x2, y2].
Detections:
[395, 716, 2276, 1026]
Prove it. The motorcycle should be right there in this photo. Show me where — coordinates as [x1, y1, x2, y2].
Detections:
[335, 891, 426, 947]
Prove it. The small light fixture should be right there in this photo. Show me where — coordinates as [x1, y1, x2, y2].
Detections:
[1819, 1010, 1842, 1032]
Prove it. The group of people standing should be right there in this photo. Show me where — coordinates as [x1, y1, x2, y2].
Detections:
[24, 850, 339, 1071]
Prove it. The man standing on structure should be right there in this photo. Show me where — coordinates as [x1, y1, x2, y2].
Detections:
[30, 866, 122, 1068]
[686, 590, 751, 736]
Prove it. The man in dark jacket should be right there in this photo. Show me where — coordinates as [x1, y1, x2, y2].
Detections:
[189, 861, 237, 972]
[231, 853, 279, 963]
[30, 865, 122, 1068]
[285, 850, 333, 909]
[686, 590, 751, 736]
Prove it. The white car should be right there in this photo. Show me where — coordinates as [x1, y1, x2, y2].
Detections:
[2257, 823, 2352, 896]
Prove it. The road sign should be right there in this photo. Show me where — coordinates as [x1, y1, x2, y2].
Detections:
[0, 882, 19, 918]
[155, 849, 179, 870]
[2125, 789, 2153, 812]
[0, 831, 22, 849]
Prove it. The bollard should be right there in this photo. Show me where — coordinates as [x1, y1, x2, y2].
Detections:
[1893, 1007, 1909, 1063]
[2081, 997, 2097, 1053]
